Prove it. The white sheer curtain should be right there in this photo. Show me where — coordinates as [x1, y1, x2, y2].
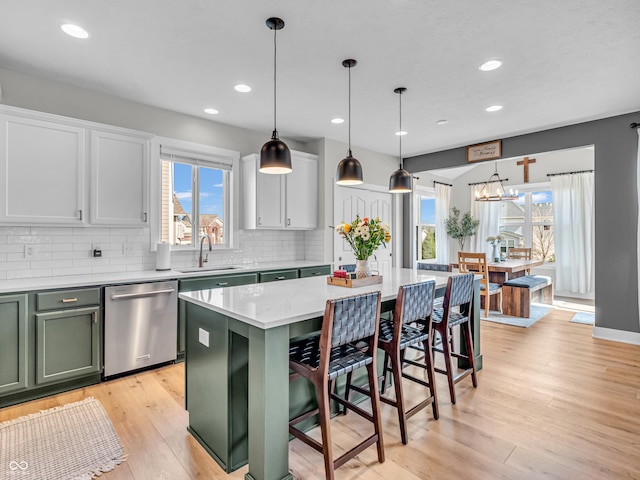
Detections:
[435, 182, 451, 264]
[471, 184, 500, 257]
[551, 171, 595, 294]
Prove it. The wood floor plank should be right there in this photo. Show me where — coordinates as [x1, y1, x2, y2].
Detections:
[1, 307, 639, 479]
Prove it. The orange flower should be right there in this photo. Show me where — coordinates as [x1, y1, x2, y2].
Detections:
[344, 224, 352, 233]
[363, 217, 369, 224]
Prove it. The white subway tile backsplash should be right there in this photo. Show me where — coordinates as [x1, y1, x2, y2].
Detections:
[0, 225, 324, 280]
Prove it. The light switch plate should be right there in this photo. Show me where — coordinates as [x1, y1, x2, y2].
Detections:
[198, 328, 210, 347]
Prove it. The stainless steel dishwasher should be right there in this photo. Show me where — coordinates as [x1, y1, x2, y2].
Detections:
[104, 281, 178, 377]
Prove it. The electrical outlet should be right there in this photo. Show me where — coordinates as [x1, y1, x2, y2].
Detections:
[24, 245, 34, 259]
[123, 244, 135, 256]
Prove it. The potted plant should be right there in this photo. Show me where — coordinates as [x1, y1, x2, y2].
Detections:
[445, 207, 479, 251]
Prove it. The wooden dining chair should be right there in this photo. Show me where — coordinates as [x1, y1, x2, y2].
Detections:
[507, 247, 533, 274]
[289, 291, 385, 480]
[457, 251, 502, 318]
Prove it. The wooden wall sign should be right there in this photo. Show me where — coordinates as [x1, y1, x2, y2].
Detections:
[466, 140, 502, 163]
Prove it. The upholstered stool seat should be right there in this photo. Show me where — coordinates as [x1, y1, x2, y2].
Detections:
[289, 336, 374, 381]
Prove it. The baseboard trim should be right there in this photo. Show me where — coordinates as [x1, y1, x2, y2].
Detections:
[592, 326, 640, 346]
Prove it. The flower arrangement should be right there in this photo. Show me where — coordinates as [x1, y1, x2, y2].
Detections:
[486, 235, 504, 246]
[335, 215, 391, 260]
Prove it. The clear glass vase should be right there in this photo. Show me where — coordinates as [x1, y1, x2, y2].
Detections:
[355, 259, 372, 278]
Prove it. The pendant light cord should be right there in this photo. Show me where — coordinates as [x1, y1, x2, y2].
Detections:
[272, 27, 278, 135]
[398, 90, 403, 169]
[347, 64, 352, 156]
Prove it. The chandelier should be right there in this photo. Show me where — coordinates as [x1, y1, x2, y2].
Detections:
[475, 162, 518, 201]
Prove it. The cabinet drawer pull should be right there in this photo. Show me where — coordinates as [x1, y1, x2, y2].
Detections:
[313, 272, 321, 276]
[93, 311, 97, 324]
[217, 282, 229, 286]
[276, 276, 286, 280]
[62, 298, 78, 303]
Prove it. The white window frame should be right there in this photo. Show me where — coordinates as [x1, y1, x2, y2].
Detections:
[499, 181, 554, 263]
[150, 137, 239, 251]
[414, 185, 437, 264]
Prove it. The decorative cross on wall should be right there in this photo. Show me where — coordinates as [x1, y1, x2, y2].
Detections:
[517, 156, 536, 183]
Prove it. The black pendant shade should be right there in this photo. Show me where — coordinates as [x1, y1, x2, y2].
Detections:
[389, 167, 412, 192]
[336, 149, 363, 185]
[389, 87, 412, 193]
[259, 17, 292, 174]
[336, 59, 363, 185]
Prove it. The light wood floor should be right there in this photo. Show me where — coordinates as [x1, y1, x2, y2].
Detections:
[2, 307, 639, 480]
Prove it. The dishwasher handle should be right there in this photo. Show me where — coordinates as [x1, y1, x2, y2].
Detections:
[110, 288, 176, 301]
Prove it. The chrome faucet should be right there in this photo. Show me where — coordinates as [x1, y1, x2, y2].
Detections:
[198, 234, 212, 267]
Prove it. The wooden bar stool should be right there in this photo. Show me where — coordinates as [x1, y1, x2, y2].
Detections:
[288, 291, 385, 480]
[431, 273, 477, 404]
[346, 280, 439, 444]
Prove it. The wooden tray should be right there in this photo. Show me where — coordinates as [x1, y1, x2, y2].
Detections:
[326, 275, 383, 288]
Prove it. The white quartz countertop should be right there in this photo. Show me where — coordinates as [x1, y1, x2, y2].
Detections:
[0, 260, 330, 294]
[179, 268, 454, 329]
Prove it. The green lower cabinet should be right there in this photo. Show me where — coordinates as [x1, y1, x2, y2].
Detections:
[185, 302, 248, 472]
[259, 269, 298, 283]
[0, 294, 29, 395]
[298, 265, 331, 278]
[35, 307, 101, 385]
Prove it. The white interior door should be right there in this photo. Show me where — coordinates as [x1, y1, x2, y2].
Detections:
[334, 185, 394, 276]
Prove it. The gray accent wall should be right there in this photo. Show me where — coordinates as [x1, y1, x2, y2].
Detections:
[404, 112, 640, 336]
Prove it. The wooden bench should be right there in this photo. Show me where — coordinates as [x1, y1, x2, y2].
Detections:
[502, 275, 553, 318]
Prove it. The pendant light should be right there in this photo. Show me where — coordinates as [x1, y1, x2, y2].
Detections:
[336, 59, 363, 185]
[389, 87, 412, 193]
[259, 17, 292, 174]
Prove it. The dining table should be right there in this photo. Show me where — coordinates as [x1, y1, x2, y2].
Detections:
[179, 268, 480, 480]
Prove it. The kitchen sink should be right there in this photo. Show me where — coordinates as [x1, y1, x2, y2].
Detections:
[175, 266, 243, 274]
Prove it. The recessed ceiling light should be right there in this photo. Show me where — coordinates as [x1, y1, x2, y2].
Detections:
[395, 131, 407, 136]
[436, 119, 449, 125]
[331, 117, 344, 124]
[486, 105, 503, 112]
[234, 84, 251, 93]
[61, 23, 89, 39]
[204, 108, 219, 115]
[479, 60, 502, 71]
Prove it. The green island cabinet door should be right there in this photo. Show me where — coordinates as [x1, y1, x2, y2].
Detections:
[0, 294, 29, 395]
[35, 306, 101, 385]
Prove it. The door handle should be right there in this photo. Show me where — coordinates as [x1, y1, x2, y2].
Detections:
[135, 354, 151, 360]
[110, 288, 175, 300]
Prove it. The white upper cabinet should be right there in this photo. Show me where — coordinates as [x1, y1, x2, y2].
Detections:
[90, 130, 150, 225]
[241, 151, 318, 230]
[285, 153, 318, 229]
[0, 112, 86, 224]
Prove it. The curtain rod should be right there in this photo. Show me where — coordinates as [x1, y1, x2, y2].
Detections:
[468, 178, 508, 186]
[546, 169, 594, 177]
[631, 122, 639, 129]
[434, 180, 452, 187]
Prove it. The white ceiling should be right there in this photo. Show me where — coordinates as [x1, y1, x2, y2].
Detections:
[1, 1, 639, 157]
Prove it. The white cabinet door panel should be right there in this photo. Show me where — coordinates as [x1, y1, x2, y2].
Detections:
[256, 168, 285, 228]
[0, 114, 85, 224]
[90, 130, 149, 225]
[286, 154, 317, 229]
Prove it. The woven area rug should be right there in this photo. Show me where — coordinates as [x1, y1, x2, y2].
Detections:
[570, 311, 595, 324]
[0, 397, 125, 480]
[482, 304, 551, 328]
